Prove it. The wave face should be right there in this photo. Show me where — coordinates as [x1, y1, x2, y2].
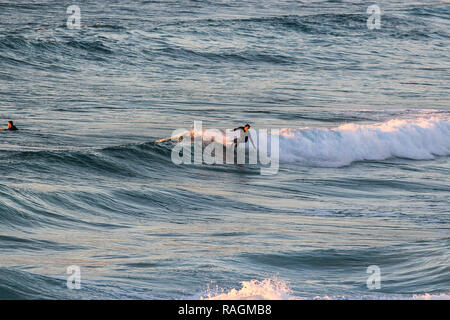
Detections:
[1, 0, 449, 300]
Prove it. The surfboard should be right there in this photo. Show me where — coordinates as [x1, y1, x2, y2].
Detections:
[155, 130, 192, 144]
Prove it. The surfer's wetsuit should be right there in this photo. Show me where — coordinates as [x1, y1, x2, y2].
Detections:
[233, 126, 248, 143]
[233, 125, 256, 149]
[1, 121, 18, 131]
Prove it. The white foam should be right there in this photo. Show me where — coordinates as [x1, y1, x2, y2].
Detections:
[200, 278, 450, 300]
[411, 293, 450, 300]
[201, 278, 295, 300]
[161, 114, 450, 168]
[276, 116, 450, 167]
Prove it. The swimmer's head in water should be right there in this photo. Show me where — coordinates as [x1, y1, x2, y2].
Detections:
[8, 121, 13, 129]
[244, 124, 250, 132]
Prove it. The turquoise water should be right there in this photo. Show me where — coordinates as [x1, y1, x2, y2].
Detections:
[0, 0, 449, 299]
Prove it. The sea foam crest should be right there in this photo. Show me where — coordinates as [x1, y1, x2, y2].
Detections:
[276, 116, 450, 167]
[201, 279, 294, 300]
[200, 278, 450, 300]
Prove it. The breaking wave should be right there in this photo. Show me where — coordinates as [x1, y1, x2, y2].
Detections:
[200, 278, 450, 300]
[163, 115, 450, 168]
[277, 116, 450, 167]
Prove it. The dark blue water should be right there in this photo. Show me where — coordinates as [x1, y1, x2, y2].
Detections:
[0, 0, 449, 299]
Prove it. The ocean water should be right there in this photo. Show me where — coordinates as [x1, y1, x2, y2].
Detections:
[0, 0, 449, 300]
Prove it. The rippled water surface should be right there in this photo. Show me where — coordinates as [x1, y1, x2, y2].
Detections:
[0, 0, 449, 299]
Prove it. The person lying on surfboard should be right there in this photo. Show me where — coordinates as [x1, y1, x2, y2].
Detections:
[0, 121, 18, 131]
[233, 123, 256, 149]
